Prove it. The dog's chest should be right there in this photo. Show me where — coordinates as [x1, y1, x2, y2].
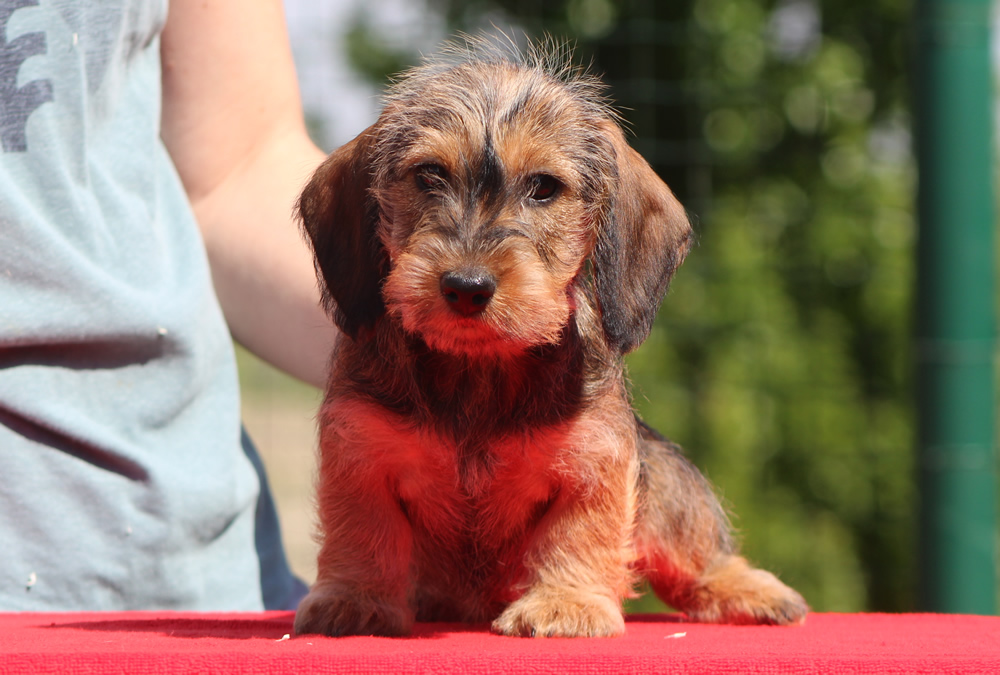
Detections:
[392, 418, 560, 536]
[391, 425, 561, 618]
[335, 387, 560, 531]
[329, 338, 602, 606]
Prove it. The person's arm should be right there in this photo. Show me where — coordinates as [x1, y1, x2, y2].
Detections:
[160, 0, 336, 389]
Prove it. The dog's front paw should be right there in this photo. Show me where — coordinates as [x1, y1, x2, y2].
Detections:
[686, 555, 808, 626]
[492, 587, 625, 638]
[294, 585, 414, 637]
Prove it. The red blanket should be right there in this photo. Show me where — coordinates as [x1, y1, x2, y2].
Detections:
[2, 612, 998, 674]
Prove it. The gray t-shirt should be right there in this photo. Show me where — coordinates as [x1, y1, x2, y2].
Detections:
[0, 0, 304, 610]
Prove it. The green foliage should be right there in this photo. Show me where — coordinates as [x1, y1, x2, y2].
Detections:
[343, 0, 916, 612]
[631, 0, 915, 613]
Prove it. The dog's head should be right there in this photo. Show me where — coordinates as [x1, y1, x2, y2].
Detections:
[299, 38, 692, 356]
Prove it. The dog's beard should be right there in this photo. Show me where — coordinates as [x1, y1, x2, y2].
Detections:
[383, 250, 572, 358]
[401, 311, 526, 357]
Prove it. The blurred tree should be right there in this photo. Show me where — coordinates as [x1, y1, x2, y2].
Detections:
[342, 0, 916, 612]
[343, 11, 415, 85]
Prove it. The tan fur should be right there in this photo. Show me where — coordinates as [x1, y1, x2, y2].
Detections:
[294, 37, 807, 638]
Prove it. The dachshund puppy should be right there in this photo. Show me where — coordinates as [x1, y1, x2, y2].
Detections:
[294, 38, 808, 638]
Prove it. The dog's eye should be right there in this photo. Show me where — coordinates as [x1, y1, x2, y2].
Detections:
[414, 164, 449, 192]
[528, 174, 560, 202]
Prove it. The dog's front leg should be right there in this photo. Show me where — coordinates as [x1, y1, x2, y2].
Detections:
[492, 435, 638, 638]
[294, 423, 415, 637]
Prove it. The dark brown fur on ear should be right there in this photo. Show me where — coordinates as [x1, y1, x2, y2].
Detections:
[593, 123, 693, 354]
[299, 126, 387, 340]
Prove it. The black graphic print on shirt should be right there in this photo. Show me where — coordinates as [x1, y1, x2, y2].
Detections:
[0, 0, 52, 152]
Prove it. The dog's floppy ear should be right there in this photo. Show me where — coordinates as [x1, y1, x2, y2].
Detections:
[298, 125, 387, 340]
[593, 122, 693, 354]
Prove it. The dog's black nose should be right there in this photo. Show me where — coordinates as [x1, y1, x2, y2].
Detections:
[440, 270, 497, 315]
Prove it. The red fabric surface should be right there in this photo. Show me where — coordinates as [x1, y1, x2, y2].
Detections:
[1, 612, 998, 674]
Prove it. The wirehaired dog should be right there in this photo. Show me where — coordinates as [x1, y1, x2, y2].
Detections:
[294, 39, 808, 638]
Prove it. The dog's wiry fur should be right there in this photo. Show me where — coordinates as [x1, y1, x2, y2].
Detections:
[294, 37, 808, 638]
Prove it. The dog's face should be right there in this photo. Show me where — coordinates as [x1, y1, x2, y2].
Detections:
[300, 45, 693, 357]
[376, 60, 616, 356]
